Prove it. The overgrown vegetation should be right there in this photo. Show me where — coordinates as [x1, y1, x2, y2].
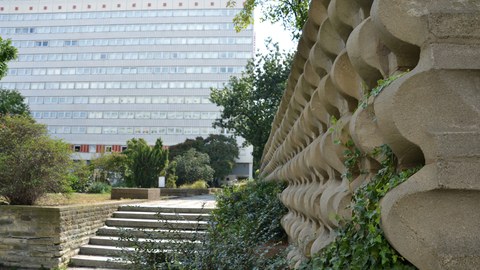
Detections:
[86, 181, 112, 194]
[174, 149, 214, 187]
[208, 180, 288, 269]
[179, 180, 209, 189]
[210, 42, 293, 169]
[169, 135, 240, 186]
[0, 115, 72, 205]
[299, 145, 419, 269]
[118, 180, 289, 269]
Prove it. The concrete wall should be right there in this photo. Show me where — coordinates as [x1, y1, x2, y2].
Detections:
[0, 201, 137, 269]
[260, 0, 480, 269]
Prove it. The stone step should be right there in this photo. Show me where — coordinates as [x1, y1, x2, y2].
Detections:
[79, 245, 139, 257]
[69, 254, 129, 269]
[89, 235, 203, 248]
[105, 218, 210, 230]
[113, 211, 211, 221]
[96, 226, 206, 240]
[79, 244, 179, 257]
[117, 205, 213, 214]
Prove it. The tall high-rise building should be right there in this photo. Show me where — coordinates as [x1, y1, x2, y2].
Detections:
[0, 0, 254, 178]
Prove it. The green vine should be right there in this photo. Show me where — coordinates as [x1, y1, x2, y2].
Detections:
[359, 72, 408, 109]
[341, 139, 362, 181]
[299, 145, 420, 270]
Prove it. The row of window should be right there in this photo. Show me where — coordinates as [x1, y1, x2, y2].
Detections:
[2, 22, 252, 35]
[26, 95, 213, 105]
[15, 51, 252, 62]
[8, 66, 244, 76]
[32, 111, 220, 120]
[0, 81, 225, 91]
[12, 37, 253, 48]
[48, 126, 222, 135]
[0, 9, 240, 21]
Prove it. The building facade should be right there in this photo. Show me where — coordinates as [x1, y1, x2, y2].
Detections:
[0, 0, 254, 178]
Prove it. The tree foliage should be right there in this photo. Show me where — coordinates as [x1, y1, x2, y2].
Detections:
[203, 135, 239, 181]
[0, 36, 17, 79]
[0, 89, 30, 116]
[123, 138, 169, 188]
[0, 115, 72, 205]
[90, 152, 129, 185]
[228, 0, 309, 39]
[168, 136, 205, 160]
[174, 148, 214, 186]
[169, 135, 239, 184]
[210, 43, 293, 169]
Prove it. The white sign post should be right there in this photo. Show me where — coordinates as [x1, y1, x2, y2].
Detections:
[158, 176, 165, 188]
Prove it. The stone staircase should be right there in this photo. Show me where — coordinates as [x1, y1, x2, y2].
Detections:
[69, 204, 213, 269]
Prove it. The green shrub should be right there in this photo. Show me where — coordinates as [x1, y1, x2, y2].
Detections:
[68, 160, 92, 193]
[179, 180, 208, 189]
[0, 115, 72, 205]
[174, 148, 214, 186]
[86, 182, 111, 194]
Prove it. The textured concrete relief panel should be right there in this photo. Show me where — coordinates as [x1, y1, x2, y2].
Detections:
[260, 0, 480, 268]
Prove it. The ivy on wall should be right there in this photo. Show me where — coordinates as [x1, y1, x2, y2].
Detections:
[299, 73, 420, 269]
[300, 144, 419, 269]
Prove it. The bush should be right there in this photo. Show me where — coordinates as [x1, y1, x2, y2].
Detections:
[90, 152, 128, 186]
[206, 180, 288, 269]
[86, 182, 112, 194]
[179, 180, 208, 189]
[0, 115, 72, 205]
[68, 160, 92, 193]
[174, 149, 214, 186]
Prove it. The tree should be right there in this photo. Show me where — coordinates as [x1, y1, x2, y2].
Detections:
[0, 89, 30, 116]
[203, 135, 239, 183]
[210, 43, 293, 169]
[0, 36, 17, 79]
[174, 149, 214, 186]
[123, 138, 168, 188]
[228, 0, 309, 39]
[165, 160, 178, 188]
[90, 152, 129, 185]
[169, 135, 240, 185]
[0, 115, 72, 205]
[168, 136, 205, 160]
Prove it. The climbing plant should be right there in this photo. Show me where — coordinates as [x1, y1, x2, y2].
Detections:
[299, 144, 420, 269]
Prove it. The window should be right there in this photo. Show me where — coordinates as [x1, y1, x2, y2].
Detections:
[87, 127, 102, 134]
[74, 145, 81, 152]
[119, 112, 134, 119]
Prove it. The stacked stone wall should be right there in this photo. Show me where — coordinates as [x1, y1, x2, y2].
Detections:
[0, 201, 135, 268]
[260, 0, 480, 269]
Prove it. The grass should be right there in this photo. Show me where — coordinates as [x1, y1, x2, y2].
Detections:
[34, 193, 115, 206]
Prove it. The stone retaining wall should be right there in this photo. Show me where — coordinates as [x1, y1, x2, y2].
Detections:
[111, 187, 161, 200]
[260, 0, 480, 269]
[0, 200, 140, 269]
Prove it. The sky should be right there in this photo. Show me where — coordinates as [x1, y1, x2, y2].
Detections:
[253, 8, 297, 54]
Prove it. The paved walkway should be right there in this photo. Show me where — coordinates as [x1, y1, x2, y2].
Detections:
[126, 194, 216, 209]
